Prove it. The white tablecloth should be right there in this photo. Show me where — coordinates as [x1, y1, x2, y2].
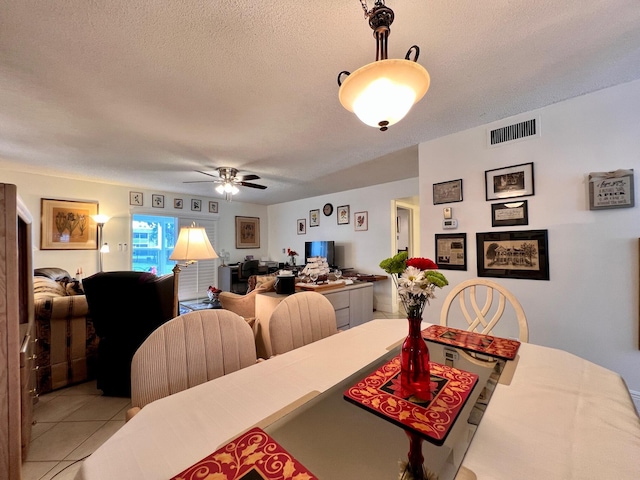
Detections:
[76, 319, 640, 480]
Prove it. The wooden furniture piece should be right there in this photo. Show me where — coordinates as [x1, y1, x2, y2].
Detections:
[0, 183, 35, 479]
[439, 278, 529, 342]
[254, 282, 373, 357]
[268, 292, 338, 356]
[78, 319, 640, 480]
[127, 310, 257, 420]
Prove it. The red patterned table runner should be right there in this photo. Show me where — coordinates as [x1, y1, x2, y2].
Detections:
[344, 356, 478, 445]
[170, 427, 318, 480]
[423, 325, 521, 360]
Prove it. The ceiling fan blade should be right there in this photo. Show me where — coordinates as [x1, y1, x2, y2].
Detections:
[195, 170, 220, 179]
[240, 181, 267, 190]
[238, 174, 260, 181]
[183, 180, 218, 184]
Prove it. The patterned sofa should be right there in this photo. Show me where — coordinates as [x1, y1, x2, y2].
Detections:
[33, 267, 98, 394]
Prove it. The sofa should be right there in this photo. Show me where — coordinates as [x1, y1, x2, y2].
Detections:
[33, 267, 98, 394]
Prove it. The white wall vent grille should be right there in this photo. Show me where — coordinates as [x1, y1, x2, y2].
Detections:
[487, 118, 539, 147]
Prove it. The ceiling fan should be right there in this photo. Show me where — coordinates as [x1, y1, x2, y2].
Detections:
[184, 167, 267, 201]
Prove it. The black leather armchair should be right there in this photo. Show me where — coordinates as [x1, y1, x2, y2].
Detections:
[83, 271, 175, 396]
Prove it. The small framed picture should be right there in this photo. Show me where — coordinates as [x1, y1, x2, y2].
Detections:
[588, 169, 635, 210]
[209, 201, 219, 213]
[354, 211, 368, 231]
[491, 200, 529, 227]
[433, 179, 463, 205]
[337, 205, 350, 225]
[174, 198, 183, 209]
[191, 199, 202, 211]
[310, 209, 320, 227]
[485, 162, 534, 201]
[435, 233, 467, 270]
[129, 191, 143, 206]
[152, 194, 164, 208]
[297, 218, 306, 235]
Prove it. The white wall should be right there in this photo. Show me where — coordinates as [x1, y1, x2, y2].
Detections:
[267, 178, 419, 311]
[0, 170, 268, 287]
[419, 79, 640, 392]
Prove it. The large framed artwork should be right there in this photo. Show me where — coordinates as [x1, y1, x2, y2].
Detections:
[435, 233, 467, 270]
[41, 198, 99, 250]
[491, 200, 529, 227]
[476, 229, 549, 280]
[485, 162, 534, 201]
[235, 216, 260, 248]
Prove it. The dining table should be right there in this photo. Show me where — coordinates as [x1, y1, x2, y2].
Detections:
[76, 319, 640, 480]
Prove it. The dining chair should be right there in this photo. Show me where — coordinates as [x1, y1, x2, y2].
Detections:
[126, 309, 258, 420]
[439, 278, 529, 342]
[268, 291, 338, 356]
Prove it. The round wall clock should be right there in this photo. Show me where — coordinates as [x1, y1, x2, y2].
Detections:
[323, 203, 334, 216]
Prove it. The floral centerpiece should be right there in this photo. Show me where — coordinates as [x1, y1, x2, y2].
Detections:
[207, 285, 222, 302]
[380, 251, 448, 401]
[287, 248, 298, 266]
[379, 252, 448, 318]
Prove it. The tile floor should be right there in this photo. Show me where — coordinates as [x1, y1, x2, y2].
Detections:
[21, 311, 399, 480]
[22, 381, 131, 480]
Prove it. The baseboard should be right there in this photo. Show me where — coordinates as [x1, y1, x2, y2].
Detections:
[629, 389, 640, 414]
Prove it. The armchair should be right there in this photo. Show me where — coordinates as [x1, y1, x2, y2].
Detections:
[218, 278, 276, 325]
[83, 271, 175, 396]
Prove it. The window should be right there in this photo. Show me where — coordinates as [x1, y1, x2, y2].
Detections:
[132, 214, 219, 301]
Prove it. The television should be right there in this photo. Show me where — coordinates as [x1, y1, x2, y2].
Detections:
[305, 240, 336, 267]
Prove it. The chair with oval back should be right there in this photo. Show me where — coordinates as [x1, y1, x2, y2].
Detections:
[439, 278, 528, 342]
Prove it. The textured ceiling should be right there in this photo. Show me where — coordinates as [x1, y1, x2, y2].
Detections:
[1, 1, 640, 205]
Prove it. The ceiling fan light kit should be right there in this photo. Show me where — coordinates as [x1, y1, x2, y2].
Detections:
[337, 0, 430, 131]
[184, 167, 266, 202]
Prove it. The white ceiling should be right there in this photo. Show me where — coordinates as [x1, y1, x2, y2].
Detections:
[2, 1, 640, 205]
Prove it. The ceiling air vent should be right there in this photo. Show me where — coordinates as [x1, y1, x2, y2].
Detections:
[487, 118, 539, 148]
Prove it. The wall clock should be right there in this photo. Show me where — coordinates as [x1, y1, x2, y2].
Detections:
[323, 203, 334, 216]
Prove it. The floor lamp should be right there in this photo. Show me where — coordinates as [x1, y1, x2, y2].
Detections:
[91, 214, 110, 271]
[169, 223, 218, 317]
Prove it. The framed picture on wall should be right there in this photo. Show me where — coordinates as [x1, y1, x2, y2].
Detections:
[129, 191, 143, 206]
[40, 198, 99, 250]
[433, 179, 463, 204]
[588, 169, 635, 210]
[491, 200, 529, 227]
[174, 198, 183, 209]
[235, 216, 260, 248]
[435, 233, 467, 270]
[152, 194, 164, 208]
[309, 209, 320, 227]
[337, 205, 350, 224]
[354, 211, 368, 231]
[297, 218, 306, 235]
[485, 162, 534, 201]
[191, 199, 202, 211]
[476, 229, 549, 280]
[209, 201, 219, 213]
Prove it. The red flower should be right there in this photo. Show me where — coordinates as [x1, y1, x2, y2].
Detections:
[406, 257, 438, 271]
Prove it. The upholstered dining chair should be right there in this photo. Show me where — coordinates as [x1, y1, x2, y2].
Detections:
[439, 278, 529, 342]
[268, 291, 338, 356]
[126, 309, 258, 421]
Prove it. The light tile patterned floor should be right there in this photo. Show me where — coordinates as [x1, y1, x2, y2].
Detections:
[22, 381, 131, 480]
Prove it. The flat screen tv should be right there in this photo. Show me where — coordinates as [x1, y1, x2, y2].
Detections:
[305, 240, 335, 267]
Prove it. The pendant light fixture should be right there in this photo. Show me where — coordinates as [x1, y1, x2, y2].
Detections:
[337, 0, 430, 131]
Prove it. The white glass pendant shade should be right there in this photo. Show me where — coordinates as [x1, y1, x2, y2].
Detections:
[215, 184, 225, 194]
[230, 185, 239, 195]
[339, 59, 430, 128]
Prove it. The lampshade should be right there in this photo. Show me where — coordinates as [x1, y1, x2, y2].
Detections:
[100, 243, 110, 253]
[90, 214, 110, 225]
[169, 226, 218, 261]
[338, 59, 430, 129]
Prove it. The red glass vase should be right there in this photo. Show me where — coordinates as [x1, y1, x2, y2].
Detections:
[400, 316, 432, 401]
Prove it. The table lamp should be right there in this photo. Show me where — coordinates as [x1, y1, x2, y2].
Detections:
[169, 223, 218, 316]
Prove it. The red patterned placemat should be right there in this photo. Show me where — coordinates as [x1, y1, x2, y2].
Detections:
[423, 325, 521, 360]
[343, 356, 478, 445]
[171, 427, 318, 480]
